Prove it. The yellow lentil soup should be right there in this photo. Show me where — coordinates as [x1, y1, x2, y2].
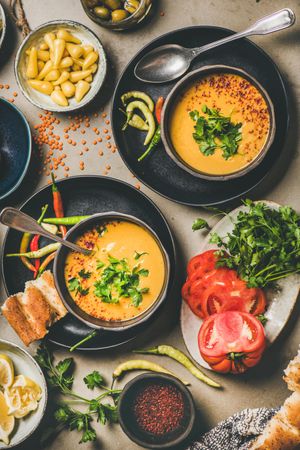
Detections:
[169, 73, 271, 176]
[64, 220, 166, 321]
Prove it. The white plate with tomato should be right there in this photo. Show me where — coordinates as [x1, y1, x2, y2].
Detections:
[181, 200, 300, 374]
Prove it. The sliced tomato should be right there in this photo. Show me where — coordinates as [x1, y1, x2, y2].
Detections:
[186, 250, 219, 277]
[198, 311, 266, 374]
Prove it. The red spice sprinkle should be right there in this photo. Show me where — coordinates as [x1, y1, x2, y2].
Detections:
[133, 382, 185, 436]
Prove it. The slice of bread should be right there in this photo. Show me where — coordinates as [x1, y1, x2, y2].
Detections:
[2, 294, 39, 346]
[1, 271, 67, 346]
[250, 348, 300, 450]
[284, 350, 300, 392]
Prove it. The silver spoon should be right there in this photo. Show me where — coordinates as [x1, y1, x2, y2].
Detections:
[0, 207, 91, 256]
[134, 8, 295, 84]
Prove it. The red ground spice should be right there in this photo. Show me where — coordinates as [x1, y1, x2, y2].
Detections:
[133, 382, 185, 436]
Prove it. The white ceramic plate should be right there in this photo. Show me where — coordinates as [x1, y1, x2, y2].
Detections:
[0, 340, 47, 449]
[15, 20, 107, 112]
[181, 201, 300, 370]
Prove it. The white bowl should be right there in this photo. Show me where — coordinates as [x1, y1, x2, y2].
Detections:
[0, 4, 6, 52]
[15, 20, 107, 112]
[0, 340, 47, 449]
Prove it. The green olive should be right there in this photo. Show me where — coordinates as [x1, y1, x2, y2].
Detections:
[124, 0, 140, 14]
[111, 9, 129, 21]
[102, 0, 121, 10]
[85, 0, 99, 7]
[94, 5, 111, 19]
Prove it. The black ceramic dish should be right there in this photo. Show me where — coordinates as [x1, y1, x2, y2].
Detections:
[111, 26, 289, 206]
[162, 65, 276, 181]
[54, 211, 170, 331]
[118, 373, 196, 449]
[0, 98, 32, 200]
[1, 176, 176, 350]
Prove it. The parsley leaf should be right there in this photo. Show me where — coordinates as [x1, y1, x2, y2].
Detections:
[134, 251, 149, 260]
[68, 277, 80, 292]
[190, 105, 242, 160]
[192, 218, 210, 231]
[96, 260, 105, 269]
[78, 269, 91, 279]
[68, 277, 89, 296]
[84, 370, 104, 390]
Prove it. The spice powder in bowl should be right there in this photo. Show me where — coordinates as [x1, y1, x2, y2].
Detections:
[133, 382, 185, 436]
[118, 374, 196, 448]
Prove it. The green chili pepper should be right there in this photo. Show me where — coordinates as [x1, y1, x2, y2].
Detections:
[43, 215, 90, 225]
[134, 345, 221, 388]
[138, 125, 161, 162]
[121, 91, 154, 112]
[112, 359, 189, 385]
[126, 101, 156, 145]
[121, 111, 149, 131]
[6, 242, 60, 259]
[69, 330, 98, 352]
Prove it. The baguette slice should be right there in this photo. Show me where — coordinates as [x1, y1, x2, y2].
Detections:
[250, 415, 300, 450]
[1, 294, 39, 346]
[284, 350, 300, 392]
[19, 285, 53, 338]
[31, 270, 67, 319]
[281, 391, 300, 430]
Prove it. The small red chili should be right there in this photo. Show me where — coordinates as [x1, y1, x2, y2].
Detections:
[155, 96, 164, 125]
[51, 173, 67, 237]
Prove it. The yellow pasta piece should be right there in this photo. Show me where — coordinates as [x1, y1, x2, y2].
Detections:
[39, 42, 49, 50]
[53, 70, 70, 86]
[75, 80, 90, 102]
[44, 32, 55, 51]
[70, 70, 92, 83]
[37, 60, 45, 72]
[66, 43, 83, 59]
[53, 39, 65, 68]
[60, 57, 73, 69]
[61, 80, 76, 98]
[37, 60, 53, 80]
[51, 89, 68, 106]
[37, 50, 50, 62]
[26, 47, 38, 79]
[89, 63, 98, 74]
[82, 51, 98, 70]
[57, 29, 81, 44]
[82, 45, 94, 58]
[28, 79, 53, 95]
[85, 75, 93, 82]
[45, 69, 61, 81]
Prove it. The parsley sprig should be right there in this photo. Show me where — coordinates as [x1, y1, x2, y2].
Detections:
[208, 199, 300, 287]
[36, 345, 121, 445]
[190, 105, 242, 160]
[94, 255, 149, 307]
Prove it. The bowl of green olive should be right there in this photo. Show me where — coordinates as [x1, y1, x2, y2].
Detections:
[81, 0, 153, 31]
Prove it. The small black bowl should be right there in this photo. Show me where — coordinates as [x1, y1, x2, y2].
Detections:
[53, 211, 170, 332]
[118, 373, 196, 449]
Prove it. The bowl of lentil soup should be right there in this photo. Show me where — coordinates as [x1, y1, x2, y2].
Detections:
[161, 65, 275, 181]
[118, 373, 196, 449]
[54, 211, 170, 331]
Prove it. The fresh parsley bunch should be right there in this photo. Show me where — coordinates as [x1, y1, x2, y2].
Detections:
[210, 200, 300, 287]
[36, 345, 121, 444]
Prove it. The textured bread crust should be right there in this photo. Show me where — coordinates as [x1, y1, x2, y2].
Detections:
[1, 271, 67, 346]
[284, 350, 300, 392]
[2, 295, 39, 346]
[250, 349, 300, 450]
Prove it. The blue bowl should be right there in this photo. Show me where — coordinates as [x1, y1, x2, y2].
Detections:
[0, 97, 32, 200]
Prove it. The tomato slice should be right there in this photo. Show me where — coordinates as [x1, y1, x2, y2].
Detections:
[198, 311, 266, 373]
[186, 250, 219, 277]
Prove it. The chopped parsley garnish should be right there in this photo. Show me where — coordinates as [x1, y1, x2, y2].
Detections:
[78, 269, 92, 279]
[96, 260, 105, 269]
[93, 255, 149, 307]
[192, 218, 210, 231]
[68, 277, 89, 296]
[189, 105, 242, 160]
[134, 251, 149, 260]
[97, 225, 107, 237]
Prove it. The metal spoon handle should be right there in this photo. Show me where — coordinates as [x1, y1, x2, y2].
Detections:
[191, 8, 295, 57]
[0, 207, 90, 256]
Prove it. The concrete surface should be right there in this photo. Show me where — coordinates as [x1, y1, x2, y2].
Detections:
[0, 0, 300, 449]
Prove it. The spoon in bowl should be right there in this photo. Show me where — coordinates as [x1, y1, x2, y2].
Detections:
[0, 207, 91, 256]
[134, 8, 295, 84]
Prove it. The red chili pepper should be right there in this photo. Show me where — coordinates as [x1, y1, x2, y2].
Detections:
[38, 251, 57, 277]
[30, 234, 41, 277]
[155, 96, 164, 125]
[51, 173, 67, 237]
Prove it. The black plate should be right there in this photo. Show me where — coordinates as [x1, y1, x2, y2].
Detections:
[111, 26, 289, 206]
[1, 176, 176, 350]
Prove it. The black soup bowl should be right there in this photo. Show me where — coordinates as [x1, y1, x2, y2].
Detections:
[53, 212, 170, 331]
